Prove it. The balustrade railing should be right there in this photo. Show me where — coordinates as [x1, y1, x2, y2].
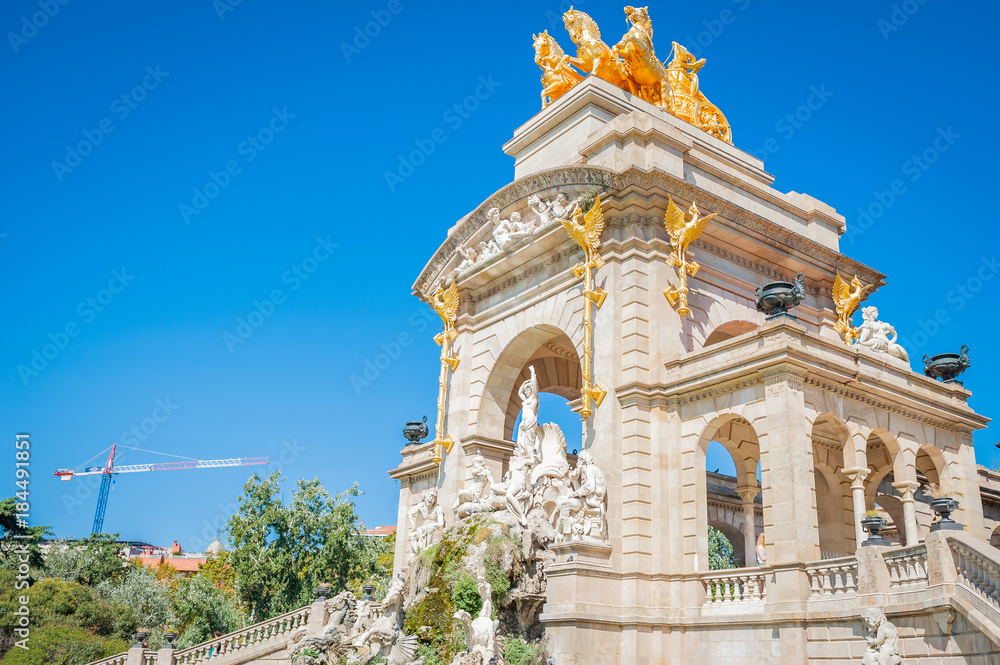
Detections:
[87, 655, 130, 665]
[702, 567, 767, 603]
[173, 606, 312, 664]
[883, 544, 928, 588]
[806, 556, 858, 597]
[950, 538, 1000, 610]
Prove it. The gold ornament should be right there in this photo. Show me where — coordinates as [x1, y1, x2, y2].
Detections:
[560, 195, 608, 420]
[534, 30, 584, 109]
[427, 280, 460, 465]
[832, 273, 872, 344]
[532, 7, 733, 143]
[663, 195, 717, 318]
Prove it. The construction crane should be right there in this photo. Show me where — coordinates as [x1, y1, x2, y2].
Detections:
[54, 444, 269, 535]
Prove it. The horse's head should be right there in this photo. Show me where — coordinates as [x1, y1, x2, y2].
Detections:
[624, 6, 652, 35]
[533, 30, 560, 60]
[563, 8, 599, 43]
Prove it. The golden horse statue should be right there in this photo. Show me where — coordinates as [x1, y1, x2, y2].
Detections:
[533, 30, 584, 109]
[613, 6, 670, 108]
[665, 42, 732, 144]
[562, 9, 635, 95]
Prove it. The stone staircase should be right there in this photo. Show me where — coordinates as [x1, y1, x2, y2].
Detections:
[90, 530, 1000, 664]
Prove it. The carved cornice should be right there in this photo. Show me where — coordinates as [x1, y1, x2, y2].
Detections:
[467, 246, 581, 305]
[413, 165, 884, 297]
[802, 375, 960, 433]
[617, 375, 764, 409]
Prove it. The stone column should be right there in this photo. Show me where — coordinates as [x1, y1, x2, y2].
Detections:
[735, 485, 760, 566]
[893, 480, 920, 546]
[844, 467, 869, 549]
[760, 367, 819, 563]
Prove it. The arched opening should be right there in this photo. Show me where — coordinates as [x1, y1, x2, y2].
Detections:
[865, 431, 904, 546]
[991, 525, 1000, 550]
[811, 414, 854, 557]
[696, 416, 762, 571]
[703, 320, 758, 347]
[478, 324, 583, 444]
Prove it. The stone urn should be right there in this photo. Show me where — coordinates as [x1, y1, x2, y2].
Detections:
[923, 345, 971, 384]
[929, 497, 964, 532]
[860, 515, 891, 547]
[163, 633, 177, 649]
[132, 631, 149, 648]
[403, 416, 429, 445]
[316, 583, 331, 601]
[361, 584, 376, 601]
[755, 273, 806, 320]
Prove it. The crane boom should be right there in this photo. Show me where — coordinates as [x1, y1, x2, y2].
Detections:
[53, 444, 270, 534]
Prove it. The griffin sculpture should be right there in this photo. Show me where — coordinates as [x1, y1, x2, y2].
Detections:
[832, 273, 872, 344]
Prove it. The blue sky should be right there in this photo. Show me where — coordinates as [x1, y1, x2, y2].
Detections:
[3, 0, 997, 548]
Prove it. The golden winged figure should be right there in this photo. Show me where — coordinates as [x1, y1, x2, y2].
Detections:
[560, 195, 606, 257]
[832, 273, 872, 344]
[430, 280, 460, 327]
[664, 195, 717, 264]
[663, 195, 717, 317]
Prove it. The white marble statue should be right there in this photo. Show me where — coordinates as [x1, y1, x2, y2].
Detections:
[407, 490, 445, 559]
[451, 577, 503, 665]
[490, 207, 534, 251]
[554, 450, 608, 544]
[456, 245, 479, 274]
[352, 575, 419, 665]
[453, 451, 498, 519]
[476, 239, 501, 264]
[527, 195, 552, 228]
[861, 608, 902, 665]
[856, 306, 909, 363]
[550, 192, 579, 221]
[516, 366, 540, 453]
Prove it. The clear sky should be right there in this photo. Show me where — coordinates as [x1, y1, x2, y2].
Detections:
[3, 0, 998, 549]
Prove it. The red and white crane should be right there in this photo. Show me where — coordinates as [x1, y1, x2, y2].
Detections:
[54, 444, 269, 535]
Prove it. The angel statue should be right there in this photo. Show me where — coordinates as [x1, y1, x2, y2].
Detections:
[832, 273, 873, 344]
[855, 306, 909, 363]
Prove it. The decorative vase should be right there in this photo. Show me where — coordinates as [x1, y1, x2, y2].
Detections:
[403, 416, 429, 445]
[923, 345, 971, 385]
[860, 516, 891, 547]
[163, 633, 177, 649]
[133, 631, 149, 648]
[755, 273, 806, 320]
[362, 584, 376, 601]
[929, 497, 963, 532]
[316, 584, 331, 601]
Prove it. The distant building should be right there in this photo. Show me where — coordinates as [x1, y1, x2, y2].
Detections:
[129, 539, 225, 578]
[365, 525, 396, 538]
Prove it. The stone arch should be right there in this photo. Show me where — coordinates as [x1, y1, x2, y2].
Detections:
[703, 320, 759, 347]
[503, 339, 582, 440]
[477, 323, 582, 443]
[991, 525, 1000, 550]
[811, 413, 855, 556]
[692, 414, 763, 571]
[865, 429, 902, 506]
[708, 518, 745, 568]
[915, 443, 945, 487]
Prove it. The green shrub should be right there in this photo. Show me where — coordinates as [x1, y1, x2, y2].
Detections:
[451, 574, 482, 617]
[504, 635, 546, 665]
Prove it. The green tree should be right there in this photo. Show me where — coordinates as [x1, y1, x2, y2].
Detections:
[170, 575, 240, 647]
[42, 535, 127, 586]
[708, 526, 737, 571]
[227, 472, 378, 621]
[0, 498, 52, 573]
[96, 565, 173, 639]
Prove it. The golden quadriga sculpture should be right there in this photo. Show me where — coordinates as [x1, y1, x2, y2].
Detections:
[534, 6, 732, 144]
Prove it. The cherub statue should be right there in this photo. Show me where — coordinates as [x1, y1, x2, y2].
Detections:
[554, 451, 607, 543]
[452, 451, 497, 518]
[456, 245, 479, 274]
[861, 608, 901, 665]
[855, 306, 909, 362]
[476, 239, 500, 263]
[550, 193, 579, 222]
[527, 195, 552, 228]
[407, 490, 445, 559]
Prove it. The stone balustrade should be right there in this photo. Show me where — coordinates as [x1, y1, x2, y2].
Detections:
[88, 655, 131, 665]
[701, 567, 767, 604]
[883, 544, 928, 588]
[805, 556, 858, 597]
[950, 537, 1000, 611]
[173, 606, 311, 664]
